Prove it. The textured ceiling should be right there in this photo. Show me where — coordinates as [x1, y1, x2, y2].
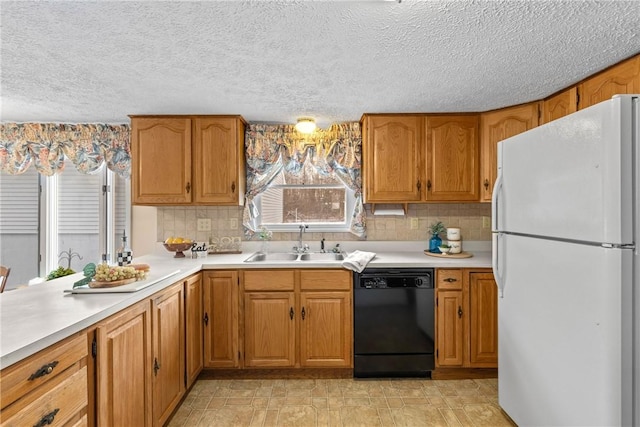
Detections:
[2, 1, 640, 127]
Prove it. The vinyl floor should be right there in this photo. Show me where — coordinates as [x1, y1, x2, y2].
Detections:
[168, 377, 516, 426]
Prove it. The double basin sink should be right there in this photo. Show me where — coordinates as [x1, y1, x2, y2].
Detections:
[244, 252, 345, 263]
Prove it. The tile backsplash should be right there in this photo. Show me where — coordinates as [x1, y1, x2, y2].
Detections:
[156, 203, 491, 243]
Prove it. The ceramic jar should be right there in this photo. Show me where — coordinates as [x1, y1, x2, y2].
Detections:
[446, 228, 461, 240]
[448, 240, 462, 254]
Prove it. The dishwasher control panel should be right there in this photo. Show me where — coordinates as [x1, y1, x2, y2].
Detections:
[355, 269, 434, 289]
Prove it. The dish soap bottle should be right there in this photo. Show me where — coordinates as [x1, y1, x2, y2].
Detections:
[117, 230, 132, 266]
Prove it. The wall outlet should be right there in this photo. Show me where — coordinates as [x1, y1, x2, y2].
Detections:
[230, 218, 238, 230]
[483, 216, 491, 229]
[197, 218, 212, 232]
[410, 218, 419, 230]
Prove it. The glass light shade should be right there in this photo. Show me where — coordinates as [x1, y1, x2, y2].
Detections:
[295, 118, 316, 134]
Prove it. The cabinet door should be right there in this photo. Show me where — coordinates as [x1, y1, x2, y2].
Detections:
[468, 272, 498, 367]
[185, 273, 203, 387]
[203, 271, 239, 368]
[480, 103, 540, 202]
[436, 291, 464, 367]
[96, 301, 152, 427]
[299, 291, 352, 367]
[578, 55, 640, 109]
[425, 115, 479, 201]
[363, 115, 423, 202]
[244, 292, 296, 367]
[152, 282, 185, 426]
[542, 87, 578, 124]
[193, 117, 245, 205]
[131, 117, 192, 204]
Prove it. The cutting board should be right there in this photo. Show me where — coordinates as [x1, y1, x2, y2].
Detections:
[424, 250, 473, 259]
[89, 277, 137, 288]
[65, 270, 181, 294]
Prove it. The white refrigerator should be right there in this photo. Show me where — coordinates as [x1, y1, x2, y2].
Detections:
[492, 95, 638, 426]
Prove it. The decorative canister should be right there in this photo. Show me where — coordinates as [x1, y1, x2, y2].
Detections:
[447, 228, 461, 241]
[448, 240, 462, 254]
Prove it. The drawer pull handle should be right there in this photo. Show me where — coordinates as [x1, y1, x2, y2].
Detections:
[444, 278, 458, 283]
[28, 361, 59, 381]
[231, 181, 236, 193]
[34, 408, 59, 427]
[301, 306, 306, 320]
[289, 307, 294, 320]
[458, 306, 463, 318]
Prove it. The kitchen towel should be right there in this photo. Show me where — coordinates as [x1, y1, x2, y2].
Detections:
[342, 250, 376, 273]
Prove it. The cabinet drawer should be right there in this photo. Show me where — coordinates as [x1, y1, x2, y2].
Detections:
[436, 269, 463, 290]
[300, 270, 352, 291]
[0, 333, 87, 410]
[1, 365, 87, 427]
[244, 270, 295, 291]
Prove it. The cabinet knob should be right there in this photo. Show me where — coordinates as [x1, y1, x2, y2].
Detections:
[186, 182, 191, 193]
[34, 408, 59, 427]
[203, 312, 209, 326]
[427, 180, 432, 190]
[458, 306, 463, 318]
[289, 307, 294, 320]
[153, 357, 161, 376]
[28, 361, 59, 381]
[301, 306, 306, 320]
[231, 181, 236, 193]
[484, 179, 490, 190]
[444, 278, 457, 283]
[416, 180, 421, 191]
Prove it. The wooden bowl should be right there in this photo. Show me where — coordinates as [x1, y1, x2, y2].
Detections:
[163, 243, 193, 258]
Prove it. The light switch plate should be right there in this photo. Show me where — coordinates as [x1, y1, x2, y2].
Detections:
[197, 218, 212, 231]
[230, 218, 238, 229]
[483, 216, 491, 229]
[410, 218, 419, 230]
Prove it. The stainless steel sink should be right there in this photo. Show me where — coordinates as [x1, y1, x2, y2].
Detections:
[299, 252, 345, 261]
[244, 252, 299, 262]
[243, 251, 346, 262]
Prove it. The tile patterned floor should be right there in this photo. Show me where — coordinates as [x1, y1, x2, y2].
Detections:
[168, 378, 516, 426]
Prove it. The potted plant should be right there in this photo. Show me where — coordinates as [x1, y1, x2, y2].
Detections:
[428, 221, 446, 253]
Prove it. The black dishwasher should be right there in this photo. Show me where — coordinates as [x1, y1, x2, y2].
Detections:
[353, 268, 435, 378]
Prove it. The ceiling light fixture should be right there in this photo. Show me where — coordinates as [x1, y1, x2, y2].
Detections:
[295, 117, 316, 134]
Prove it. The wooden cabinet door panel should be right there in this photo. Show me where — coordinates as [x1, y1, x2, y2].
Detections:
[579, 56, 640, 109]
[542, 87, 577, 124]
[300, 292, 352, 367]
[469, 272, 498, 367]
[363, 115, 423, 202]
[96, 301, 152, 427]
[203, 271, 239, 368]
[244, 292, 296, 367]
[131, 117, 192, 204]
[480, 103, 539, 202]
[425, 115, 479, 201]
[185, 274, 203, 387]
[436, 291, 464, 367]
[152, 282, 185, 426]
[194, 117, 241, 204]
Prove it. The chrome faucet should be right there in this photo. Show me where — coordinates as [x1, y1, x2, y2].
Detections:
[294, 224, 309, 253]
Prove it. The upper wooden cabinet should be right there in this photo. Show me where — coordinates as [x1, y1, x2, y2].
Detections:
[131, 117, 193, 204]
[578, 55, 640, 110]
[361, 115, 423, 203]
[362, 114, 481, 203]
[425, 115, 480, 201]
[480, 102, 540, 202]
[131, 115, 246, 206]
[542, 87, 578, 124]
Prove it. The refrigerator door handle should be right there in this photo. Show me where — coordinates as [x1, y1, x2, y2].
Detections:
[491, 170, 504, 232]
[492, 232, 505, 298]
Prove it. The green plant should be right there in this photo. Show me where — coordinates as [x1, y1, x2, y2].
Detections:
[439, 243, 450, 248]
[429, 221, 446, 236]
[46, 266, 76, 281]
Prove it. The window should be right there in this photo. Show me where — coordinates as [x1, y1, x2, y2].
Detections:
[0, 160, 130, 290]
[254, 156, 355, 232]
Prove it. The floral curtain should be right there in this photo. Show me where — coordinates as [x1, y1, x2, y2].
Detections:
[0, 123, 131, 177]
[243, 122, 365, 238]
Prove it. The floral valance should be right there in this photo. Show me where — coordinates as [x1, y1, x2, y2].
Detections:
[0, 123, 131, 177]
[243, 122, 365, 238]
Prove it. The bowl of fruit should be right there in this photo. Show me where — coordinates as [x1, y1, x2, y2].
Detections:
[163, 237, 194, 258]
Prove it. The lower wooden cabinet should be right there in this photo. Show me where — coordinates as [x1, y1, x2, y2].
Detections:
[185, 273, 204, 388]
[243, 269, 353, 369]
[203, 270, 239, 368]
[0, 332, 89, 427]
[151, 282, 185, 426]
[95, 300, 153, 427]
[435, 268, 498, 368]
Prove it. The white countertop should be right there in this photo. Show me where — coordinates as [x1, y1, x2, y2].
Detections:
[0, 241, 491, 370]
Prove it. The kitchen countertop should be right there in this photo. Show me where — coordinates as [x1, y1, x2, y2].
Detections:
[0, 241, 491, 369]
